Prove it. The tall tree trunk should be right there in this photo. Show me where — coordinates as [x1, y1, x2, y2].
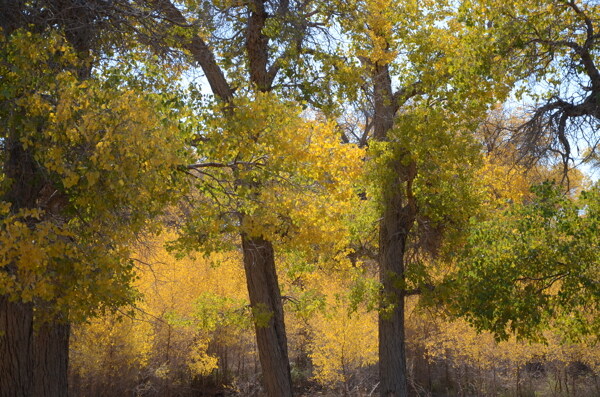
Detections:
[3, 140, 71, 397]
[242, 2, 293, 392]
[0, 297, 34, 397]
[241, 233, 293, 397]
[378, 196, 414, 397]
[372, 60, 416, 397]
[0, 137, 40, 397]
[152, 3, 294, 395]
[33, 321, 70, 397]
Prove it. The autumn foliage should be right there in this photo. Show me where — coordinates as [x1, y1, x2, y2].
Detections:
[2, 1, 600, 397]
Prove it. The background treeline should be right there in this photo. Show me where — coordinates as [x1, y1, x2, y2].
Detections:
[70, 235, 600, 397]
[1, 1, 600, 397]
[67, 156, 600, 397]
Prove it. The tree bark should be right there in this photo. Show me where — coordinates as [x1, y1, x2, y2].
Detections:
[241, 233, 293, 397]
[241, 4, 293, 392]
[33, 321, 70, 397]
[246, 0, 271, 91]
[0, 297, 34, 397]
[0, 93, 73, 397]
[151, 0, 234, 102]
[0, 136, 40, 397]
[372, 60, 417, 397]
[378, 195, 414, 397]
[151, 3, 294, 395]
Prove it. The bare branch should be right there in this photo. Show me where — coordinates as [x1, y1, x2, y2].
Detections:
[151, 0, 234, 101]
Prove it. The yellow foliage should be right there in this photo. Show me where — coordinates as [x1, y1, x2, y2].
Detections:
[183, 92, 364, 258]
[283, 265, 378, 387]
[308, 305, 378, 386]
[71, 231, 253, 384]
[0, 29, 189, 320]
[70, 313, 154, 381]
[419, 311, 600, 374]
[479, 155, 531, 206]
[187, 339, 219, 376]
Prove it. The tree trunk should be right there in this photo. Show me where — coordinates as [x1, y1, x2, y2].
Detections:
[1, 9, 95, 397]
[241, 233, 293, 397]
[0, 138, 40, 397]
[372, 51, 417, 397]
[378, 196, 412, 397]
[0, 296, 34, 397]
[372, 58, 416, 397]
[152, 3, 295, 396]
[33, 321, 70, 397]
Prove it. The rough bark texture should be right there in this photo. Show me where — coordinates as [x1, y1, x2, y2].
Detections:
[0, 137, 41, 397]
[0, 143, 71, 397]
[373, 61, 417, 397]
[0, 297, 34, 397]
[241, 3, 294, 391]
[246, 0, 271, 91]
[33, 321, 70, 397]
[378, 194, 415, 397]
[372, 63, 397, 141]
[152, 0, 234, 101]
[152, 2, 294, 395]
[241, 234, 293, 397]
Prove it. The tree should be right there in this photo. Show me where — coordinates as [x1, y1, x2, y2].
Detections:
[175, 92, 362, 396]
[0, 23, 187, 396]
[331, 1, 514, 395]
[144, 2, 363, 395]
[452, 182, 600, 341]
[441, 0, 600, 344]
[460, 0, 600, 171]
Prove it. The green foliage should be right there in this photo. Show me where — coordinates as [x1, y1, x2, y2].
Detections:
[365, 104, 486, 264]
[348, 270, 380, 313]
[194, 292, 250, 331]
[453, 182, 600, 341]
[251, 303, 275, 328]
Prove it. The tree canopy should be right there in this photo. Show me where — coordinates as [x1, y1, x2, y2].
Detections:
[1, 1, 600, 397]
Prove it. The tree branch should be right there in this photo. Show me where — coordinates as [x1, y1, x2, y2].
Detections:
[151, 0, 234, 101]
[392, 81, 423, 113]
[186, 160, 265, 170]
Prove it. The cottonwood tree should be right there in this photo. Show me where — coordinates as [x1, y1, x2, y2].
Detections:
[331, 1, 515, 395]
[460, 0, 600, 169]
[443, 0, 600, 344]
[453, 182, 600, 341]
[143, 2, 362, 395]
[0, 6, 188, 395]
[178, 94, 362, 397]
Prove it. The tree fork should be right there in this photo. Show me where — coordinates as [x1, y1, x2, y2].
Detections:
[153, 2, 296, 395]
[372, 58, 418, 397]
